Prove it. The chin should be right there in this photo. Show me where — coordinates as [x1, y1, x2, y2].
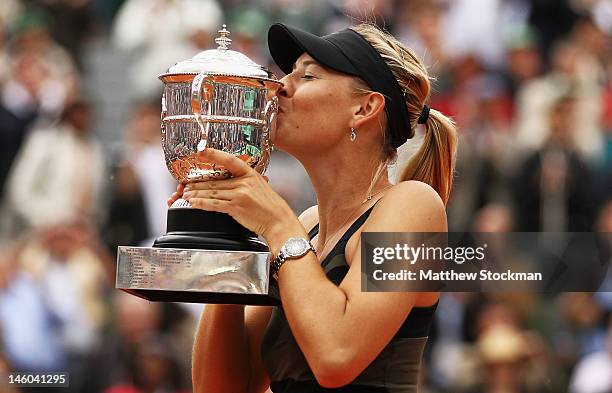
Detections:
[271, 136, 289, 152]
[270, 123, 312, 156]
[270, 121, 290, 148]
[269, 133, 295, 155]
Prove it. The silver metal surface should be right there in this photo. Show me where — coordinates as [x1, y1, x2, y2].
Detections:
[116, 246, 272, 294]
[161, 72, 281, 84]
[163, 114, 266, 127]
[158, 25, 282, 183]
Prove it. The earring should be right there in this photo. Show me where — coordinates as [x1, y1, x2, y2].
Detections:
[350, 127, 357, 142]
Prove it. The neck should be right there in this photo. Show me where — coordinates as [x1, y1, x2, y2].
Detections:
[298, 149, 392, 247]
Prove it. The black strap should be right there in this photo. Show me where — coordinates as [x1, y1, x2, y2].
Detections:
[339, 205, 376, 244]
[307, 203, 378, 245]
[307, 224, 319, 241]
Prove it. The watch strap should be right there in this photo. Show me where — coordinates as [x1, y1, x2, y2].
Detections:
[270, 239, 316, 279]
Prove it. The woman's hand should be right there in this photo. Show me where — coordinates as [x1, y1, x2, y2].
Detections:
[167, 182, 186, 207]
[182, 148, 302, 241]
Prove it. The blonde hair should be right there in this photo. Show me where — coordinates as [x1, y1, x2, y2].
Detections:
[350, 23, 458, 205]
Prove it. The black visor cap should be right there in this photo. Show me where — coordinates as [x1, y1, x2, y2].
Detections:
[267, 23, 359, 76]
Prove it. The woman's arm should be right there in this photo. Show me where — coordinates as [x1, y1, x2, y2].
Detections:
[191, 305, 272, 393]
[191, 206, 319, 393]
[265, 181, 446, 388]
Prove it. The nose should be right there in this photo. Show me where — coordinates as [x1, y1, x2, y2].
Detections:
[276, 75, 291, 98]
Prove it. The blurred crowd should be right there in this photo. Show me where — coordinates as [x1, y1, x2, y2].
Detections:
[0, 0, 610, 392]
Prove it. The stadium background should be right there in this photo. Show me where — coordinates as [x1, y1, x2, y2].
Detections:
[0, 0, 610, 392]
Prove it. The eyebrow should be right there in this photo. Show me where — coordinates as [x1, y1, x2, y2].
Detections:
[292, 59, 318, 71]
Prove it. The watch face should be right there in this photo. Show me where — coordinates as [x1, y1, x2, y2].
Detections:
[284, 238, 309, 257]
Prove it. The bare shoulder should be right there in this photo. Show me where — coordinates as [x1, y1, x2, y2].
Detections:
[367, 181, 447, 232]
[383, 180, 445, 206]
[298, 205, 319, 232]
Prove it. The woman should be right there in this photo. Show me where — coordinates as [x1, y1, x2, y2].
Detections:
[168, 22, 457, 392]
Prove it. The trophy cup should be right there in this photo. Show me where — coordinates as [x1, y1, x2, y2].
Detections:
[116, 25, 282, 305]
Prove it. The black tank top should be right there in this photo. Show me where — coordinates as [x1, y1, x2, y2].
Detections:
[261, 204, 438, 392]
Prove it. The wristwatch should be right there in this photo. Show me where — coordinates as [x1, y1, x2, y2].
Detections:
[270, 237, 317, 279]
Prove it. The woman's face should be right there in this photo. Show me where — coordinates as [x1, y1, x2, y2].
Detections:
[272, 53, 359, 156]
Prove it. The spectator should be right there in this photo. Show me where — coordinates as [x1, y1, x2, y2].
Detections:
[515, 34, 605, 161]
[0, 240, 67, 372]
[569, 316, 612, 393]
[502, 24, 543, 98]
[83, 292, 163, 392]
[441, 0, 529, 69]
[111, 0, 223, 100]
[34, 0, 97, 66]
[14, 221, 112, 390]
[0, 52, 39, 199]
[104, 334, 190, 393]
[395, 1, 453, 80]
[474, 325, 530, 393]
[6, 6, 80, 117]
[5, 99, 107, 234]
[513, 95, 593, 232]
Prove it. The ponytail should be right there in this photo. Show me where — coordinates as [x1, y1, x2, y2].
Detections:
[399, 109, 457, 205]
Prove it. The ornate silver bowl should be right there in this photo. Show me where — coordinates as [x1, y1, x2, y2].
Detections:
[159, 25, 282, 185]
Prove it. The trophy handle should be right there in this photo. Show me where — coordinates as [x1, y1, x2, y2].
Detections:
[254, 96, 278, 174]
[191, 72, 213, 151]
[160, 91, 168, 153]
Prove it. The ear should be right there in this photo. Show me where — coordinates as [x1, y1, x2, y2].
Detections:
[351, 91, 386, 129]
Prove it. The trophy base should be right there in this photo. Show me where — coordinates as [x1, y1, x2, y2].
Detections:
[122, 288, 279, 305]
[116, 208, 279, 305]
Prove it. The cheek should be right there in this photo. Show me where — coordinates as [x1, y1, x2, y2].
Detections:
[272, 85, 351, 148]
[295, 90, 346, 129]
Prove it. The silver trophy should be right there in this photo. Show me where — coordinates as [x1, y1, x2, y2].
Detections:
[116, 25, 283, 305]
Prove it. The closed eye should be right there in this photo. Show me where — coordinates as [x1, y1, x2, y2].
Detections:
[301, 74, 316, 80]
